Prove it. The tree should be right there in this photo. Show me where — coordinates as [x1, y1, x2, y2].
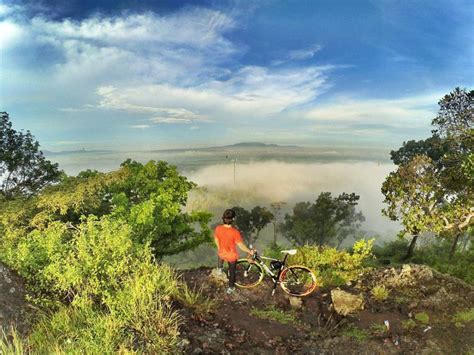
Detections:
[382, 155, 443, 259]
[0, 112, 62, 199]
[282, 192, 365, 247]
[386, 88, 473, 257]
[1, 160, 212, 259]
[232, 206, 274, 244]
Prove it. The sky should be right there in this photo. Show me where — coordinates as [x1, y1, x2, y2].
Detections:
[1, 0, 473, 151]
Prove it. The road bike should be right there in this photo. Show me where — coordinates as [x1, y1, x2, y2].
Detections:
[234, 249, 317, 297]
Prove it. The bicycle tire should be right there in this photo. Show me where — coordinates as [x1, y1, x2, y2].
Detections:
[234, 259, 264, 288]
[279, 265, 317, 297]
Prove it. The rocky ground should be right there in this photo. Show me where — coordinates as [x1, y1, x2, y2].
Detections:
[178, 265, 474, 354]
[0, 262, 31, 335]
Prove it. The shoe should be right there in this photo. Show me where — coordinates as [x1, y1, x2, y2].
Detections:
[226, 287, 236, 294]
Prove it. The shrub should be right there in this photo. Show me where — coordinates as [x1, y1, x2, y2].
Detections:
[401, 319, 416, 330]
[452, 308, 474, 328]
[0, 160, 214, 352]
[371, 285, 389, 301]
[289, 239, 374, 287]
[414, 312, 430, 325]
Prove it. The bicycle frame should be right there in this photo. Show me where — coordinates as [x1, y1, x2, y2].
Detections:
[250, 252, 290, 295]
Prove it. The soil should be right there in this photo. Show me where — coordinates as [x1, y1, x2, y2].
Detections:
[178, 266, 474, 354]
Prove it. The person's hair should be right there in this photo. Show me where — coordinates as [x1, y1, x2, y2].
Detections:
[222, 209, 236, 225]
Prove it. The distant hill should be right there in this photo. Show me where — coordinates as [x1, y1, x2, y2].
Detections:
[149, 142, 298, 153]
[43, 149, 115, 156]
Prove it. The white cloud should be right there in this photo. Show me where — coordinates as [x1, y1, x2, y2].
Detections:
[288, 44, 322, 60]
[0, 20, 24, 49]
[305, 93, 441, 127]
[130, 124, 150, 129]
[93, 64, 330, 124]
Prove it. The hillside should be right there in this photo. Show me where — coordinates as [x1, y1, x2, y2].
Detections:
[178, 265, 474, 354]
[2, 262, 473, 353]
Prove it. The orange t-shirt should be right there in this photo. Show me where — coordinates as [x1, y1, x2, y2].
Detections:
[214, 225, 243, 262]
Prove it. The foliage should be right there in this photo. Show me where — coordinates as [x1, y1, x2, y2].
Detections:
[382, 155, 443, 237]
[341, 326, 369, 342]
[263, 243, 284, 260]
[250, 305, 297, 325]
[401, 319, 417, 331]
[384, 88, 474, 258]
[371, 285, 389, 301]
[232, 205, 273, 244]
[0, 159, 214, 352]
[414, 312, 430, 325]
[373, 238, 474, 285]
[0, 112, 62, 199]
[289, 239, 374, 287]
[282, 192, 365, 247]
[452, 308, 474, 328]
[0, 327, 27, 355]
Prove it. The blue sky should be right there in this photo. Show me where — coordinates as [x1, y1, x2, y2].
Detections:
[1, 0, 472, 150]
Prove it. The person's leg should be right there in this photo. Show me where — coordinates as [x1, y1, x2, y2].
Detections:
[217, 257, 224, 271]
[228, 261, 236, 289]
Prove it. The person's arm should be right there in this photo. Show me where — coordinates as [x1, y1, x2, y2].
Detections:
[214, 230, 219, 249]
[237, 242, 255, 255]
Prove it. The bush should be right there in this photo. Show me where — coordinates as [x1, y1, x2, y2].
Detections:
[371, 285, 389, 301]
[289, 239, 374, 287]
[374, 238, 474, 285]
[0, 160, 214, 352]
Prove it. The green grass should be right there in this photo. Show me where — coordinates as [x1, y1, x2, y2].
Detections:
[401, 319, 417, 330]
[452, 308, 474, 328]
[414, 312, 430, 325]
[341, 326, 369, 342]
[250, 305, 298, 325]
[0, 327, 27, 355]
[369, 322, 388, 336]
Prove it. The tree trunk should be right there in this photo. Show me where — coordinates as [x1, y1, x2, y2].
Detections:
[449, 231, 461, 259]
[403, 234, 418, 260]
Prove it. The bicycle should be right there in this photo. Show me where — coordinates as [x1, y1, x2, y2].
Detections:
[234, 249, 317, 297]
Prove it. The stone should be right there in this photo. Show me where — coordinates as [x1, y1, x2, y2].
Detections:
[289, 296, 303, 309]
[330, 289, 364, 316]
[208, 268, 228, 285]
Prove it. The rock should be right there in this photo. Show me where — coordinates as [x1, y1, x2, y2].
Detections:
[289, 296, 303, 309]
[208, 268, 228, 285]
[421, 287, 453, 310]
[385, 264, 433, 288]
[178, 338, 190, 348]
[330, 289, 364, 316]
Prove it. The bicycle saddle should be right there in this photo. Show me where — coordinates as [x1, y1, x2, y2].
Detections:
[281, 249, 297, 255]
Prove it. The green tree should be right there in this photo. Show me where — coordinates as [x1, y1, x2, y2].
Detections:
[282, 192, 365, 247]
[232, 206, 274, 244]
[1, 160, 212, 260]
[0, 112, 62, 199]
[386, 88, 473, 258]
[382, 155, 443, 259]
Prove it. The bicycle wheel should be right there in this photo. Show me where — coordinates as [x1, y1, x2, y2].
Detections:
[234, 259, 264, 288]
[279, 265, 317, 297]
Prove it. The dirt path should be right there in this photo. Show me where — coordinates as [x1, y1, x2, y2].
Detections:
[178, 266, 474, 354]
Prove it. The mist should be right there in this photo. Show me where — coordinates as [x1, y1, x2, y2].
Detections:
[186, 161, 399, 236]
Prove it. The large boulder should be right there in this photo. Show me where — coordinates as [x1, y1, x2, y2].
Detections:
[331, 289, 364, 316]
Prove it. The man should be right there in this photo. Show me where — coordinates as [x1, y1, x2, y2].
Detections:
[214, 209, 255, 294]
